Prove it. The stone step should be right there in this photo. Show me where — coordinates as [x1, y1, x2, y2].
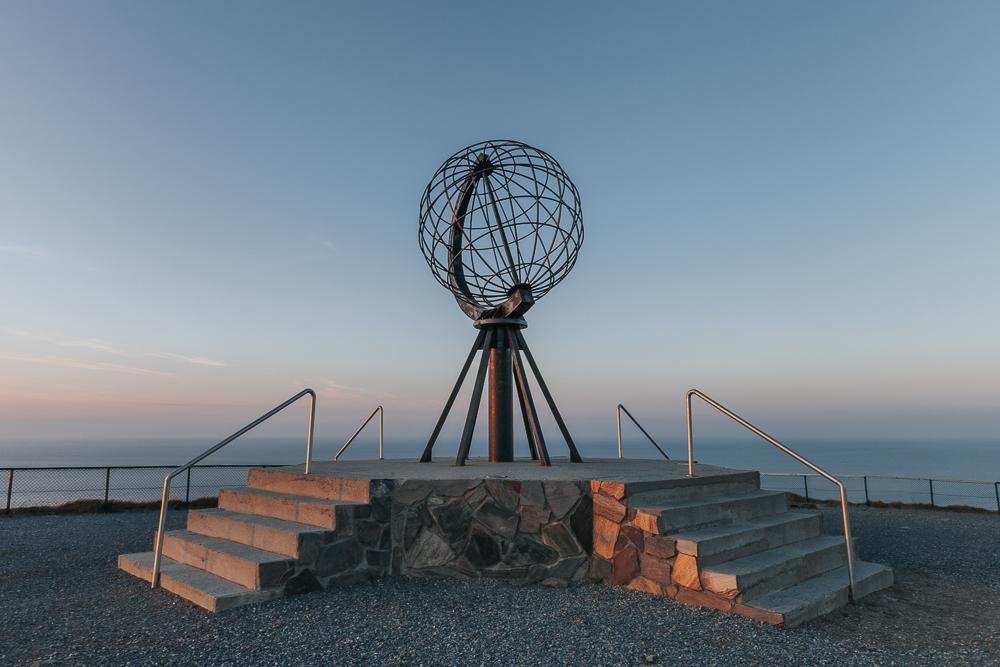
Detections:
[218, 487, 354, 529]
[117, 552, 280, 612]
[701, 535, 851, 601]
[630, 490, 789, 534]
[187, 508, 333, 560]
[161, 530, 295, 590]
[247, 467, 373, 502]
[673, 510, 823, 566]
[735, 560, 894, 628]
[610, 470, 761, 501]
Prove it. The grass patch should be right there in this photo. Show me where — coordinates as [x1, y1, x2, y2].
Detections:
[787, 493, 994, 514]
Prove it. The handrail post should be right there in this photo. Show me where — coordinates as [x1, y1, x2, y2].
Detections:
[185, 468, 192, 505]
[928, 479, 934, 507]
[103, 467, 111, 509]
[838, 481, 858, 602]
[151, 474, 172, 588]
[995, 482, 999, 514]
[685, 391, 695, 477]
[5, 468, 12, 513]
[378, 406, 384, 460]
[803, 475, 810, 502]
[305, 390, 316, 474]
[616, 405, 623, 461]
[864, 476, 870, 506]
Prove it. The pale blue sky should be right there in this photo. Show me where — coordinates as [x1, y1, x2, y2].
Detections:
[1, 1, 998, 446]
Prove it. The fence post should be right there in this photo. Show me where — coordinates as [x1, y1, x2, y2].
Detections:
[994, 482, 999, 514]
[863, 476, 870, 506]
[185, 468, 192, 505]
[928, 479, 934, 507]
[103, 467, 111, 510]
[5, 469, 12, 513]
[803, 475, 810, 502]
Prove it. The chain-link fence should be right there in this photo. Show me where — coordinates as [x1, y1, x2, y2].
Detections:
[762, 472, 1000, 512]
[2, 465, 285, 512]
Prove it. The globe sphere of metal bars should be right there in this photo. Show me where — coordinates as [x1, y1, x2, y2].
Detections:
[418, 140, 584, 320]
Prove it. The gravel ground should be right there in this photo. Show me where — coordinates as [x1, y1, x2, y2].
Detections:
[0, 505, 997, 666]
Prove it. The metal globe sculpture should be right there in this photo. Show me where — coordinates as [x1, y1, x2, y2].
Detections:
[418, 140, 584, 321]
[419, 140, 583, 467]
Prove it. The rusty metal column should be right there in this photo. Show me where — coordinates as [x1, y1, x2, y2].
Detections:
[488, 326, 514, 462]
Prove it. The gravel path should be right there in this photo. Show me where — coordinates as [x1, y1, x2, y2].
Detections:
[0, 506, 997, 666]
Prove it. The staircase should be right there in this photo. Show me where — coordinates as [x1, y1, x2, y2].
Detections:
[118, 469, 392, 612]
[615, 477, 893, 627]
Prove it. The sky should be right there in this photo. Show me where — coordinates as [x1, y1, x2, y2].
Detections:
[1, 1, 998, 449]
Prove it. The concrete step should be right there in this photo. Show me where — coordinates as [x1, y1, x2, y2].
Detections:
[218, 487, 353, 529]
[615, 470, 761, 500]
[673, 510, 824, 566]
[701, 535, 851, 601]
[161, 529, 295, 590]
[736, 560, 894, 628]
[247, 467, 372, 502]
[117, 552, 280, 612]
[631, 489, 789, 534]
[187, 508, 333, 559]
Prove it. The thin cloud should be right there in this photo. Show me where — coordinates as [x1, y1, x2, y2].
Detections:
[0, 327, 228, 368]
[0, 354, 174, 377]
[298, 379, 395, 400]
[0, 243, 49, 259]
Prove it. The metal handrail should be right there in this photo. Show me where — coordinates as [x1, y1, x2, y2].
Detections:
[150, 388, 316, 588]
[334, 405, 384, 461]
[684, 388, 858, 602]
[616, 404, 669, 461]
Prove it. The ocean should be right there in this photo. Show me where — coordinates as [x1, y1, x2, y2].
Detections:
[1, 436, 997, 510]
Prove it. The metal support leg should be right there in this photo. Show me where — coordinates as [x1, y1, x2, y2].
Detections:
[509, 330, 551, 466]
[513, 329, 582, 462]
[455, 329, 495, 466]
[421, 328, 487, 462]
[488, 326, 514, 462]
[514, 363, 539, 460]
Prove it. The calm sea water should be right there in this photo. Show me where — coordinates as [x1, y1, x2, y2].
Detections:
[1, 436, 997, 510]
[1, 436, 996, 480]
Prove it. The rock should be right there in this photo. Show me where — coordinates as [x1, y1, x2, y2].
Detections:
[546, 554, 588, 582]
[639, 553, 672, 582]
[464, 483, 488, 509]
[519, 480, 546, 507]
[505, 535, 558, 566]
[599, 481, 626, 500]
[284, 568, 322, 595]
[588, 556, 612, 582]
[406, 530, 454, 570]
[541, 522, 581, 556]
[314, 539, 364, 577]
[366, 549, 390, 569]
[644, 534, 676, 559]
[645, 655, 656, 664]
[593, 515, 620, 560]
[393, 481, 433, 505]
[474, 501, 519, 539]
[518, 505, 551, 533]
[568, 498, 593, 552]
[541, 577, 568, 588]
[356, 520, 384, 548]
[593, 492, 626, 522]
[464, 529, 502, 567]
[628, 510, 658, 534]
[610, 545, 639, 585]
[616, 525, 644, 550]
[430, 497, 473, 545]
[484, 480, 520, 512]
[674, 587, 734, 612]
[625, 576, 663, 596]
[433, 479, 481, 497]
[543, 482, 581, 519]
[672, 553, 701, 590]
